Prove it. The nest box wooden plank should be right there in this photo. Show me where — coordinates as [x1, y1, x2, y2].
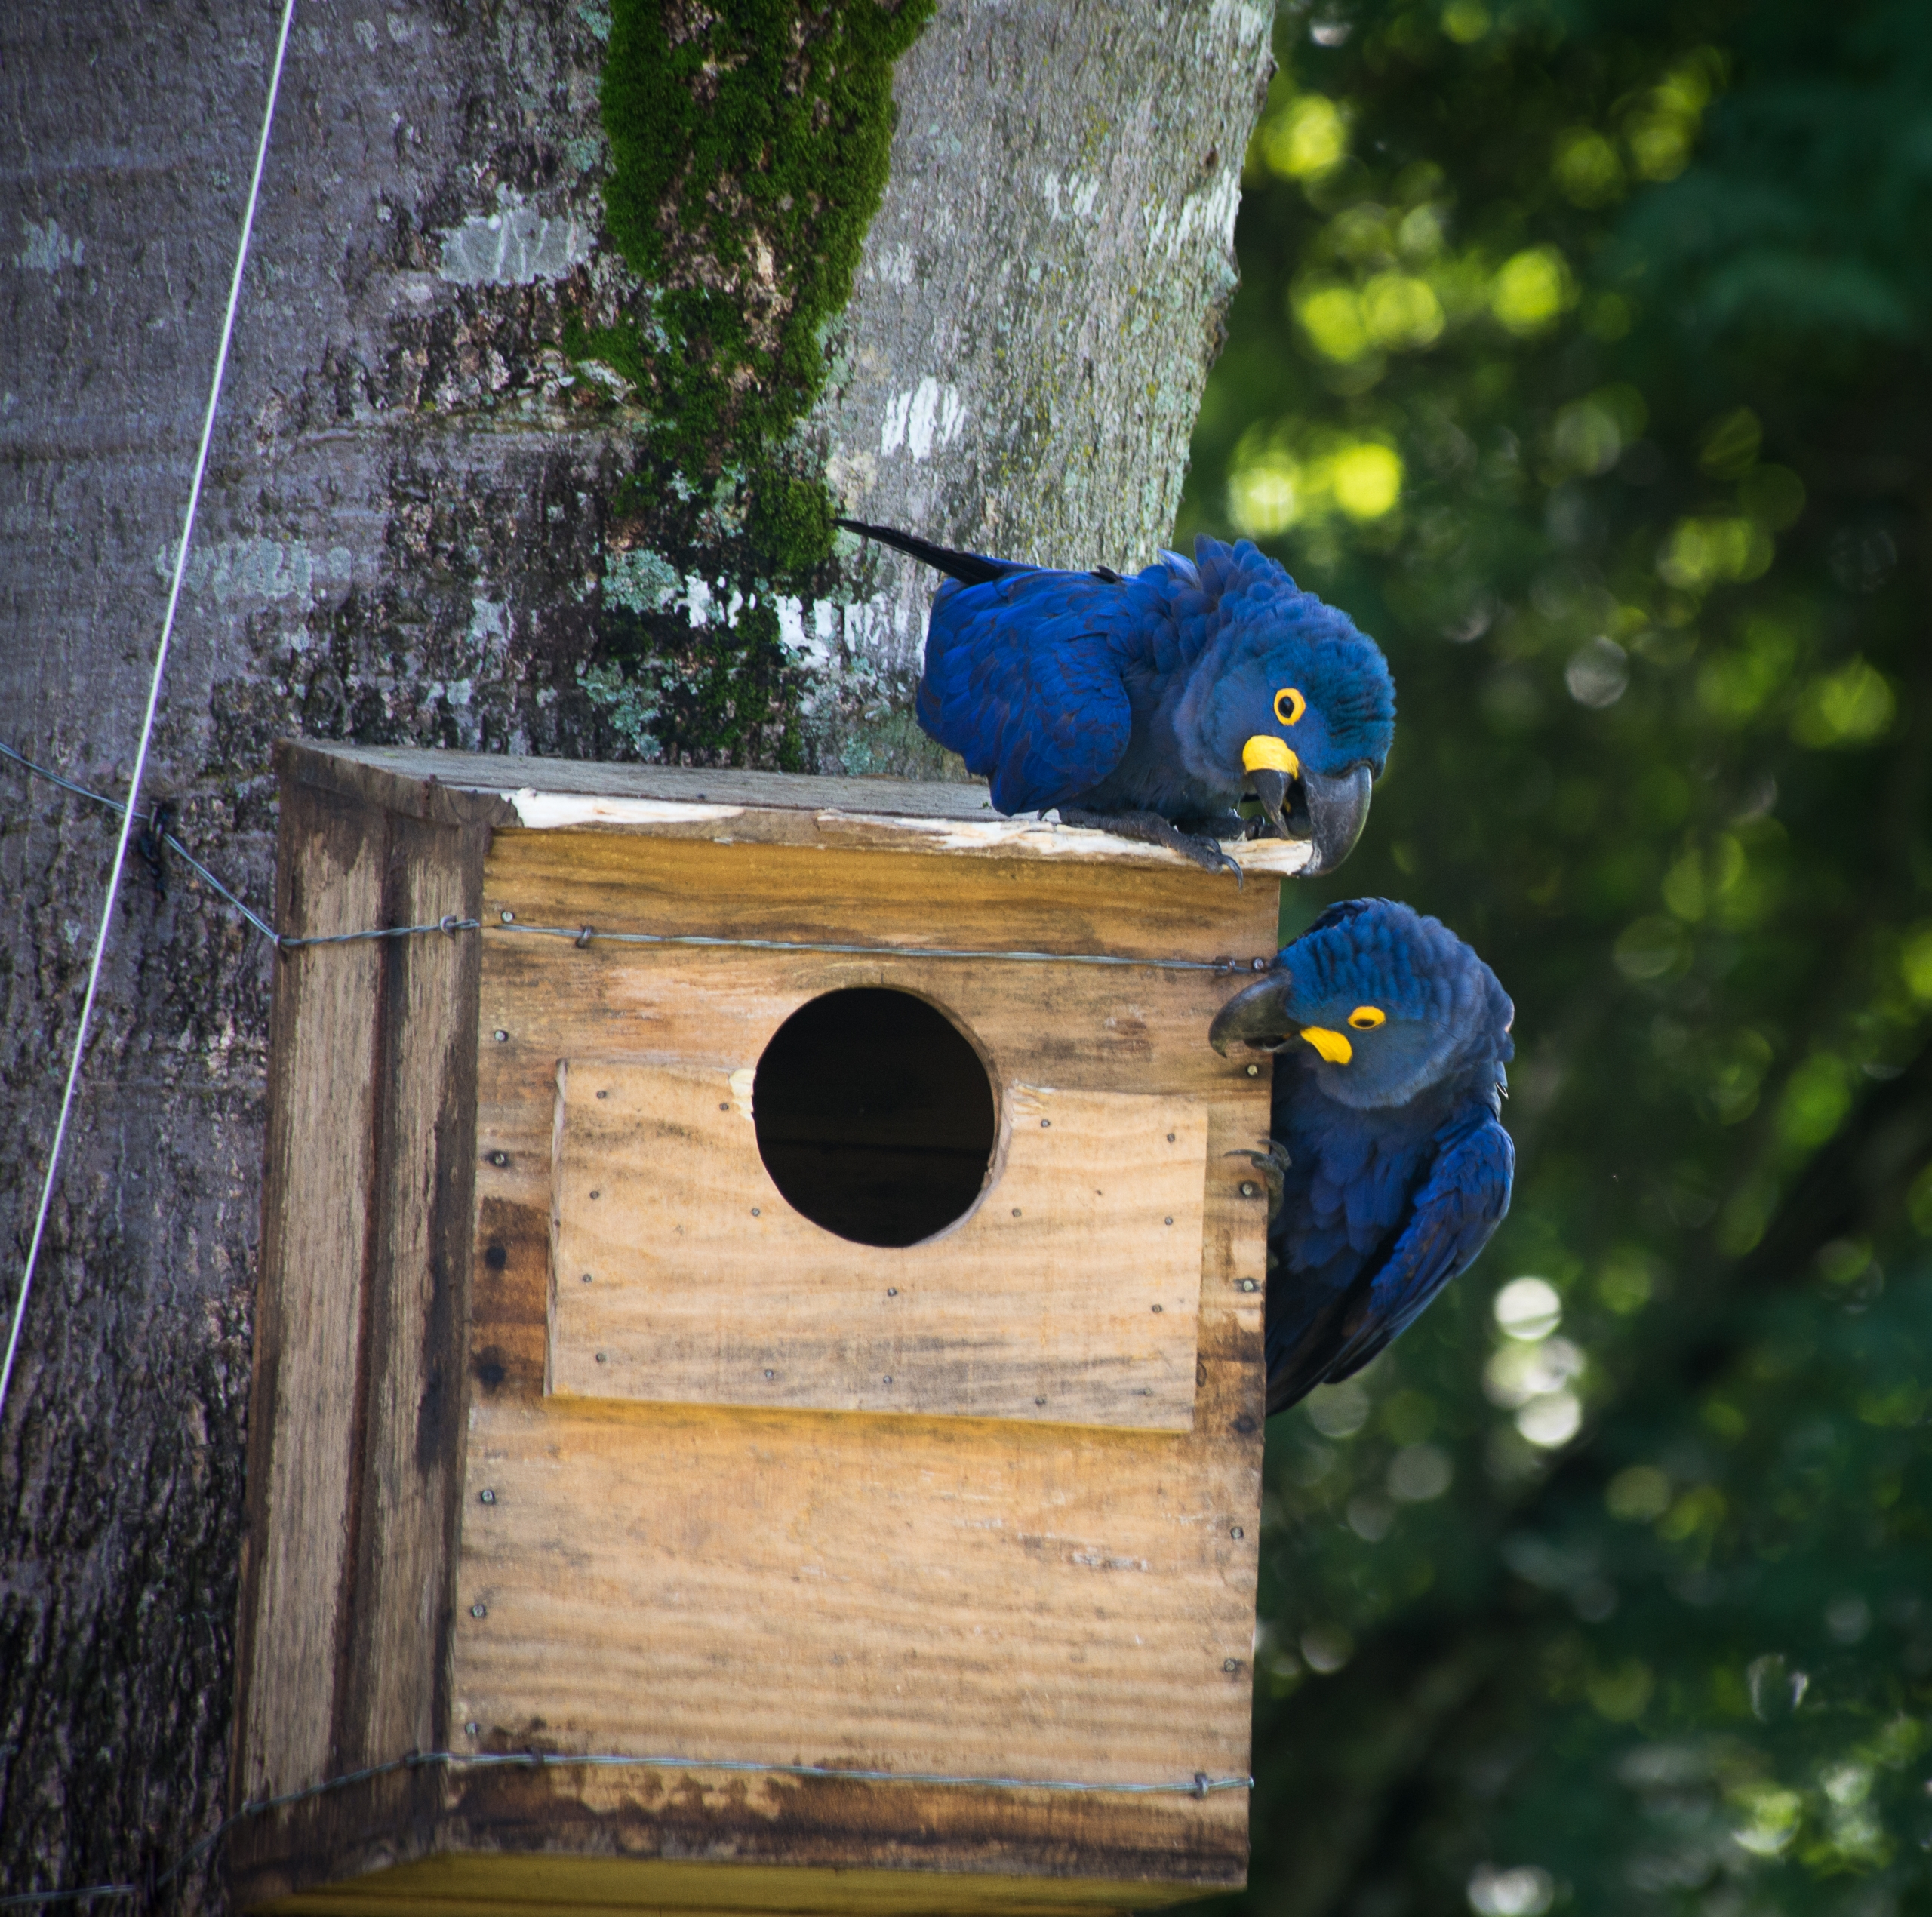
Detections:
[232, 740, 1292, 1915]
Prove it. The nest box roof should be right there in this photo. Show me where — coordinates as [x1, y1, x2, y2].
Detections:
[279, 740, 1315, 877]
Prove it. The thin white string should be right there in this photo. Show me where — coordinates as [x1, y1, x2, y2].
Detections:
[0, 0, 299, 1431]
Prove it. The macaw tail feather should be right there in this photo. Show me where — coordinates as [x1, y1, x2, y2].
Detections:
[835, 518, 1027, 588]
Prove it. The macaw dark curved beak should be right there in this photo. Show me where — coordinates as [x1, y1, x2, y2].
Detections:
[1210, 969, 1299, 1055]
[1301, 763, 1374, 876]
[1249, 766, 1292, 838]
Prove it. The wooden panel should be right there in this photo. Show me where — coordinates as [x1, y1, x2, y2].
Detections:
[481, 826, 1279, 964]
[455, 835, 1270, 1842]
[549, 1063, 1206, 1428]
[236, 781, 388, 1803]
[453, 1389, 1258, 1785]
[448, 821, 1272, 1896]
[335, 813, 487, 1768]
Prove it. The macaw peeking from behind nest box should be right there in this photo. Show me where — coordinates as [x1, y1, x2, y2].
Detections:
[840, 519, 1395, 879]
[1211, 898, 1517, 1416]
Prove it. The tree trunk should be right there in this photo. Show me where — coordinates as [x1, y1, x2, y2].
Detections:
[0, 0, 1270, 1900]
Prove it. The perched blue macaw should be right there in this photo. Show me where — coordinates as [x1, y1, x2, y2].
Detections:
[838, 519, 1395, 878]
[1210, 898, 1515, 1414]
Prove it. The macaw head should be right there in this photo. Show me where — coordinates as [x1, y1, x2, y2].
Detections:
[1209, 898, 1513, 1110]
[1164, 538, 1395, 877]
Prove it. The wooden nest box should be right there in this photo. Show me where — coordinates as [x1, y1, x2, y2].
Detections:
[233, 740, 1299, 1915]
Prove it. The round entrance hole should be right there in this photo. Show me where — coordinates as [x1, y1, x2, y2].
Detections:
[752, 987, 998, 1248]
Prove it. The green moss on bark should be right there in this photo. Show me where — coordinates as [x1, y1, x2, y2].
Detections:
[577, 0, 931, 767]
[600, 0, 929, 473]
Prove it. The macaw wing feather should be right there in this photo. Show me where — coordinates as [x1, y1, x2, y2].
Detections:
[917, 574, 1134, 814]
[1267, 1112, 1513, 1414]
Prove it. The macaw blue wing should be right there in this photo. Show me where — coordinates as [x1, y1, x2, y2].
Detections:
[916, 573, 1134, 815]
[1268, 1112, 1513, 1414]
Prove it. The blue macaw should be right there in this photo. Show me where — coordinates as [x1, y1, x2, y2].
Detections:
[838, 519, 1395, 878]
[1210, 898, 1515, 1414]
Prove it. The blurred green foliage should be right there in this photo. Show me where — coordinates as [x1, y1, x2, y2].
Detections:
[1175, 4, 1932, 1912]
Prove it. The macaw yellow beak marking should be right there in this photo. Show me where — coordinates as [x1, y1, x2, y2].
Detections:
[1300, 1026, 1353, 1065]
[1243, 734, 1301, 777]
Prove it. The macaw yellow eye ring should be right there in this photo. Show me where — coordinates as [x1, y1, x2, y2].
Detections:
[1275, 687, 1306, 726]
[1347, 1005, 1386, 1030]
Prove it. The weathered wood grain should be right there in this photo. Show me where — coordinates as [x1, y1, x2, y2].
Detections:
[281, 740, 1316, 879]
[550, 1064, 1208, 1428]
[236, 784, 388, 1803]
[482, 826, 1281, 965]
[452, 1392, 1260, 1784]
[334, 814, 487, 1770]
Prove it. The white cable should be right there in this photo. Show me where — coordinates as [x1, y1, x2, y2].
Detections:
[0, 0, 299, 1430]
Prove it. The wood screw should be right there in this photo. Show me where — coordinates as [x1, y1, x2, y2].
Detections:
[886, 1287, 898, 1297]
[1040, 1118, 1051, 1128]
[1238, 1279, 1259, 1293]
[764, 1368, 776, 1379]
[581, 1272, 592, 1284]
[1230, 1526, 1244, 1539]
[500, 909, 515, 923]
[1151, 1303, 1163, 1313]
[595, 1352, 607, 1364]
[1223, 1659, 1238, 1673]
[1164, 1217, 1174, 1226]
[1239, 1181, 1258, 1198]
[471, 1603, 488, 1619]
[465, 1722, 479, 1737]
[751, 1206, 761, 1216]
[488, 1151, 508, 1167]
[1245, 1064, 1259, 1076]
[494, 1029, 509, 1042]
[478, 1488, 496, 1505]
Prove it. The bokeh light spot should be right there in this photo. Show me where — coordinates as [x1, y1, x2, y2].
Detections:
[1331, 442, 1402, 518]
[1517, 1390, 1583, 1448]
[1494, 1275, 1562, 1339]
[1606, 1464, 1672, 1521]
[1259, 94, 1349, 180]
[1468, 1865, 1554, 1917]
[1490, 247, 1574, 334]
[1441, 1, 1491, 45]
[1790, 658, 1895, 747]
[1552, 128, 1623, 206]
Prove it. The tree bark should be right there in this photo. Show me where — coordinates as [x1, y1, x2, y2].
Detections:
[0, 0, 1271, 1900]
